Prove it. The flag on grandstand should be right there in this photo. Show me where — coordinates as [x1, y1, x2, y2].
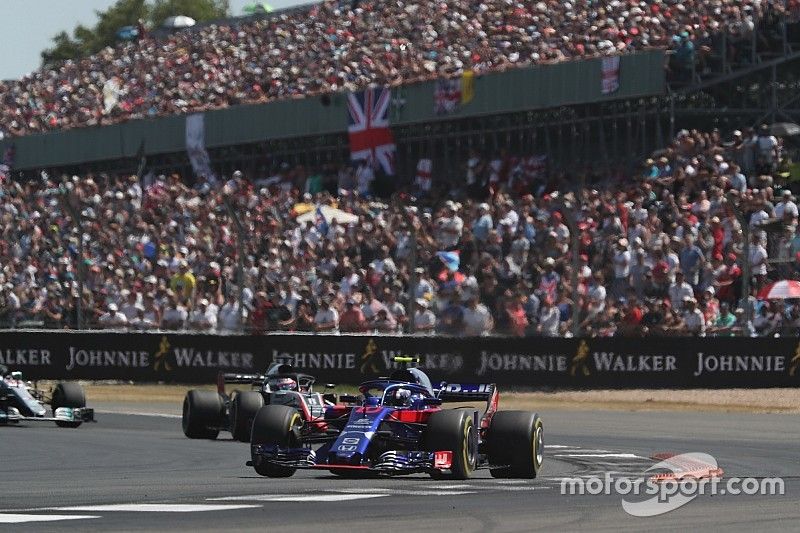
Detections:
[436, 250, 460, 272]
[601, 56, 620, 95]
[347, 87, 396, 175]
[415, 158, 432, 192]
[102, 77, 122, 114]
[434, 79, 461, 115]
[185, 113, 218, 184]
[315, 205, 329, 236]
[461, 70, 474, 104]
[434, 70, 474, 115]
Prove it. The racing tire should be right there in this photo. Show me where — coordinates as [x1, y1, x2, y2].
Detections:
[51, 382, 86, 428]
[250, 405, 302, 478]
[487, 411, 543, 479]
[182, 390, 223, 440]
[231, 391, 264, 442]
[423, 409, 477, 480]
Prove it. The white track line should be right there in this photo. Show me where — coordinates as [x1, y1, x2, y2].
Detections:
[328, 488, 477, 497]
[49, 504, 258, 512]
[0, 514, 99, 524]
[95, 410, 181, 419]
[211, 494, 388, 502]
[553, 453, 643, 459]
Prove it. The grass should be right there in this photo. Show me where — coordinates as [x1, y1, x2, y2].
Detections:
[68, 383, 800, 414]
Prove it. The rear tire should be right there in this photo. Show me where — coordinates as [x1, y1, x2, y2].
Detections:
[423, 410, 477, 480]
[487, 411, 543, 478]
[182, 390, 223, 439]
[52, 382, 86, 428]
[231, 392, 264, 442]
[250, 405, 302, 477]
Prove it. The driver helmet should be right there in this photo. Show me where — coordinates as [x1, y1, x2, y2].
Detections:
[274, 377, 297, 391]
[392, 388, 412, 406]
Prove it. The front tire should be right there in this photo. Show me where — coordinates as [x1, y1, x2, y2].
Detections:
[487, 411, 543, 478]
[182, 390, 223, 439]
[250, 405, 302, 477]
[52, 382, 86, 428]
[231, 392, 264, 442]
[423, 410, 477, 480]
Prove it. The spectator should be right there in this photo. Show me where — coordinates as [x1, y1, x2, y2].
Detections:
[218, 293, 246, 333]
[538, 297, 560, 337]
[462, 295, 493, 336]
[98, 302, 127, 329]
[313, 298, 339, 333]
[119, 290, 139, 322]
[413, 299, 437, 334]
[669, 271, 695, 312]
[339, 300, 366, 333]
[188, 298, 218, 331]
[682, 297, 706, 336]
[161, 297, 188, 330]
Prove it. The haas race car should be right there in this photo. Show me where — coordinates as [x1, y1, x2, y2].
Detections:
[0, 365, 94, 428]
[182, 363, 336, 442]
[248, 357, 543, 479]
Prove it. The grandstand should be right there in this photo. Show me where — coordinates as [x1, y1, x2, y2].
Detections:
[1, 0, 800, 337]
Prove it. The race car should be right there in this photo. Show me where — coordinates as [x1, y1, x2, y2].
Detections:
[248, 357, 543, 479]
[0, 365, 94, 428]
[182, 363, 335, 442]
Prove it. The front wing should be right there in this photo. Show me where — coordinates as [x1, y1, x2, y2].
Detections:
[249, 444, 455, 474]
[0, 407, 95, 425]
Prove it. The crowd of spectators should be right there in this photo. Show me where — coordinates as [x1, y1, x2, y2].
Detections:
[0, 124, 798, 337]
[1, 0, 799, 137]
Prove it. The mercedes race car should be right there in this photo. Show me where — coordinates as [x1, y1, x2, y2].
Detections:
[0, 365, 94, 428]
[182, 363, 336, 442]
[248, 357, 543, 479]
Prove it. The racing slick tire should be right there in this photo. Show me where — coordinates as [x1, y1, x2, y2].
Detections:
[250, 405, 302, 478]
[423, 409, 477, 480]
[182, 390, 223, 440]
[51, 382, 86, 428]
[487, 411, 543, 478]
[231, 391, 264, 442]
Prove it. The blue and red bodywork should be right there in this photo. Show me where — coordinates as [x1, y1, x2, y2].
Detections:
[251, 379, 499, 475]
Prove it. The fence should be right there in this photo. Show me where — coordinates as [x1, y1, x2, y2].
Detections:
[2, 330, 799, 387]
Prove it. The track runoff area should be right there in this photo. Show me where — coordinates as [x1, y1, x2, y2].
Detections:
[2, 402, 798, 531]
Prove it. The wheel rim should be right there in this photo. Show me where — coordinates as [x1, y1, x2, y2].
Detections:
[465, 422, 477, 469]
[534, 424, 543, 467]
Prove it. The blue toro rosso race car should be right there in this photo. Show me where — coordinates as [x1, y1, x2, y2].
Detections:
[248, 357, 543, 479]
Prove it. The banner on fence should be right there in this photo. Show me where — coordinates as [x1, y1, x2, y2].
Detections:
[2, 332, 800, 388]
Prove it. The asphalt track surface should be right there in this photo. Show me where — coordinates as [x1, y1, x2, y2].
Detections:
[2, 405, 799, 532]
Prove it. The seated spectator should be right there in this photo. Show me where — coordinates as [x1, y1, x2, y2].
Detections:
[98, 302, 127, 329]
[188, 298, 218, 331]
[161, 297, 188, 330]
[413, 299, 436, 334]
[313, 298, 339, 333]
[339, 300, 366, 333]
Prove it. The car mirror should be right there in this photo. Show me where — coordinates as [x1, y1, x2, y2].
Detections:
[325, 383, 336, 390]
[339, 394, 358, 404]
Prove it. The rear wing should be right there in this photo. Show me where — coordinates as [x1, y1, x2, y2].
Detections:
[436, 383, 499, 427]
[217, 372, 265, 395]
[436, 383, 496, 402]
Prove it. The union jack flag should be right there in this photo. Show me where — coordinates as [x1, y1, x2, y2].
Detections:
[347, 87, 396, 175]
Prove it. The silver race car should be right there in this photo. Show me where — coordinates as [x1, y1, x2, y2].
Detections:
[0, 365, 94, 428]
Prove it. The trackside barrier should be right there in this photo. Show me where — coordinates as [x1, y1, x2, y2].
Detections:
[1, 331, 799, 387]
